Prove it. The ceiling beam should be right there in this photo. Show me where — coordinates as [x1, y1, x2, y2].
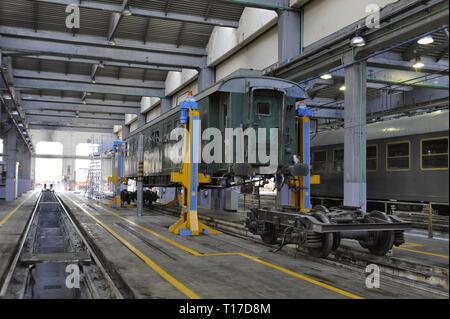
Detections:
[28, 124, 113, 133]
[32, 0, 240, 28]
[13, 69, 166, 89]
[22, 101, 139, 115]
[403, 42, 449, 61]
[14, 78, 165, 97]
[3, 54, 181, 72]
[107, 0, 129, 42]
[216, 0, 292, 10]
[367, 57, 449, 74]
[27, 114, 124, 126]
[0, 30, 205, 70]
[0, 27, 206, 56]
[22, 100, 140, 115]
[21, 94, 140, 108]
[27, 110, 124, 120]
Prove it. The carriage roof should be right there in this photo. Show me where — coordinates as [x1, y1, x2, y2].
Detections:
[311, 110, 449, 147]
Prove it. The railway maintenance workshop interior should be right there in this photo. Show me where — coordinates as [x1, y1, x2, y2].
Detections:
[0, 0, 449, 311]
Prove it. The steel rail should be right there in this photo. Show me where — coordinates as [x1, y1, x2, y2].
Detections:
[0, 192, 42, 297]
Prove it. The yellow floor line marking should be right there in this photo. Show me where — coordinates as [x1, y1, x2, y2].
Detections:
[108, 210, 202, 256]
[0, 193, 36, 226]
[201, 252, 363, 299]
[64, 196, 200, 299]
[394, 246, 449, 259]
[403, 242, 424, 247]
[85, 199, 364, 299]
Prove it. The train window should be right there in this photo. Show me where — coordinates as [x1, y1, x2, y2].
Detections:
[312, 151, 327, 172]
[421, 137, 449, 170]
[333, 149, 344, 172]
[386, 141, 410, 171]
[367, 145, 378, 172]
[257, 102, 271, 116]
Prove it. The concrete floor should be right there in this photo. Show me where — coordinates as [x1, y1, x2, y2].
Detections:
[0, 192, 40, 282]
[0, 191, 447, 299]
[61, 193, 446, 299]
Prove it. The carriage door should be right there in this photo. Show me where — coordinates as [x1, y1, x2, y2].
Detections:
[252, 89, 282, 165]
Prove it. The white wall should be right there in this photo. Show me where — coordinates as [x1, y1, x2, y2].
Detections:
[207, 8, 277, 66]
[216, 26, 278, 81]
[165, 69, 198, 96]
[146, 107, 161, 123]
[29, 130, 116, 154]
[125, 114, 137, 125]
[303, 0, 398, 46]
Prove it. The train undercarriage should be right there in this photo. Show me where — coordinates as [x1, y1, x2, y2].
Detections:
[246, 205, 411, 258]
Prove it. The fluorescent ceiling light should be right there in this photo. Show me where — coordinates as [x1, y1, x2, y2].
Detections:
[417, 35, 434, 45]
[320, 74, 333, 80]
[413, 58, 425, 69]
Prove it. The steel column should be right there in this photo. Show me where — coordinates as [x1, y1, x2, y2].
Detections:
[344, 57, 367, 211]
[278, 9, 302, 64]
[5, 129, 18, 201]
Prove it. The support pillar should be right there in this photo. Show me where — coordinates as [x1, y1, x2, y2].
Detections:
[278, 9, 302, 64]
[5, 129, 18, 201]
[24, 149, 31, 192]
[160, 98, 172, 114]
[62, 144, 76, 191]
[122, 124, 130, 140]
[137, 112, 146, 128]
[344, 57, 367, 211]
[198, 65, 215, 92]
[17, 142, 25, 197]
[136, 133, 144, 217]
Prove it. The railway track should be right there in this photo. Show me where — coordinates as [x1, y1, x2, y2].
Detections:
[0, 191, 124, 299]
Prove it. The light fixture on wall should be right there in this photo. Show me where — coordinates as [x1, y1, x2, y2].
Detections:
[417, 35, 434, 45]
[413, 57, 425, 69]
[350, 35, 366, 47]
[339, 85, 346, 91]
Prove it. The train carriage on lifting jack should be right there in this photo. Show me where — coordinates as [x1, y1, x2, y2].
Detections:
[125, 74, 304, 184]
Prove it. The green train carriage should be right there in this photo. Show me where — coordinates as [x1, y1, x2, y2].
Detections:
[125, 75, 306, 185]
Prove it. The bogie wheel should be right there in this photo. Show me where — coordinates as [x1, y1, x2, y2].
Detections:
[307, 212, 334, 258]
[332, 232, 341, 252]
[364, 210, 395, 256]
[260, 223, 278, 245]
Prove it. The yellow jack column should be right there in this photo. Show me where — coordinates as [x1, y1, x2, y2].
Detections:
[169, 93, 220, 236]
[292, 103, 320, 214]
